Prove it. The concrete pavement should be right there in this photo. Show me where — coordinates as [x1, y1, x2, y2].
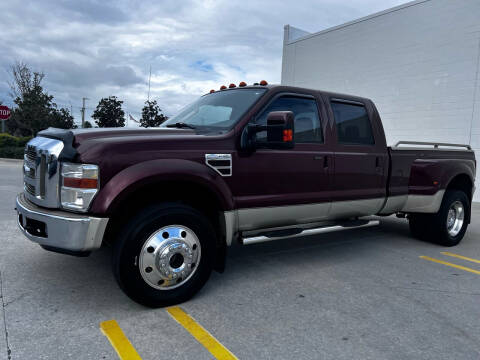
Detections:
[1, 160, 480, 359]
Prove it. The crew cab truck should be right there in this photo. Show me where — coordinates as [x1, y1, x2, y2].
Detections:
[16, 83, 476, 307]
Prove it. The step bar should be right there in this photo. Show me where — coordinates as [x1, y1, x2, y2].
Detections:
[241, 220, 380, 245]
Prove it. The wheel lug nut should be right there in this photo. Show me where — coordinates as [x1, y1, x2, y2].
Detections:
[147, 246, 155, 253]
[145, 267, 153, 273]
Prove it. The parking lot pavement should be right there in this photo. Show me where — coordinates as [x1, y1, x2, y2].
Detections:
[1, 159, 480, 359]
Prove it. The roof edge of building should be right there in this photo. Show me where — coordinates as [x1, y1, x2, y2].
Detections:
[284, 0, 433, 45]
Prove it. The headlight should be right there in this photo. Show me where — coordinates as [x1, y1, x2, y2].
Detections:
[61, 162, 99, 212]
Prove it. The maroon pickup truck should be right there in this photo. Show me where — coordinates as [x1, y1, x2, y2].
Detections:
[16, 83, 476, 307]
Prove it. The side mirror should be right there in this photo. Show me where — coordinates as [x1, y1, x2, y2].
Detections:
[265, 111, 295, 149]
[240, 110, 295, 150]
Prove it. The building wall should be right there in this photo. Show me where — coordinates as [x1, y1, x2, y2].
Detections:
[282, 0, 480, 200]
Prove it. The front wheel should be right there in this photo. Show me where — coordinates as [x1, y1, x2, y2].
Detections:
[112, 203, 216, 307]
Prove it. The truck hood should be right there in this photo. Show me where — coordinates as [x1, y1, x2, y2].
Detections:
[37, 126, 199, 162]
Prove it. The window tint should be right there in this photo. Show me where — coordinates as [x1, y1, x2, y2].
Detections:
[255, 96, 323, 143]
[331, 101, 375, 145]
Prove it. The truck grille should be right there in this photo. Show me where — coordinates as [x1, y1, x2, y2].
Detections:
[25, 145, 37, 163]
[23, 137, 64, 208]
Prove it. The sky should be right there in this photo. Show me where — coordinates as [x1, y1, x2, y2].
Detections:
[0, 0, 407, 126]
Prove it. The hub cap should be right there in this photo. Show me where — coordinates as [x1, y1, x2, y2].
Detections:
[139, 225, 201, 290]
[446, 201, 464, 237]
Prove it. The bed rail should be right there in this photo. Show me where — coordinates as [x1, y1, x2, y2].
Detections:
[393, 141, 471, 150]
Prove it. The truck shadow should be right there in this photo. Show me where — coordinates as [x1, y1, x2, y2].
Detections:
[24, 216, 415, 312]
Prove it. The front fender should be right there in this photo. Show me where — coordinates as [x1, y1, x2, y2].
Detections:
[90, 159, 234, 215]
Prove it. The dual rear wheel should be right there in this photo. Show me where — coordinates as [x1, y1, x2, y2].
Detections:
[409, 190, 470, 247]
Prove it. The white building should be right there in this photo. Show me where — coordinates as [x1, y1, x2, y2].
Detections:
[281, 0, 480, 200]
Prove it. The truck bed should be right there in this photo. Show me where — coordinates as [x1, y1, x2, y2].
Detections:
[383, 141, 476, 214]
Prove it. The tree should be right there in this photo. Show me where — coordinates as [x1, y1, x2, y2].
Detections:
[92, 96, 125, 128]
[49, 108, 77, 130]
[83, 120, 93, 128]
[140, 100, 168, 128]
[6, 62, 76, 136]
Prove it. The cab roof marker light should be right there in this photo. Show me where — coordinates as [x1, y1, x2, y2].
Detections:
[220, 85, 227, 90]
[260, 80, 268, 86]
[239, 81, 247, 87]
[209, 89, 215, 93]
[229, 83, 236, 88]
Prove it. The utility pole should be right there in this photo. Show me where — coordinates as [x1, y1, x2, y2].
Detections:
[147, 65, 151, 101]
[81, 97, 89, 128]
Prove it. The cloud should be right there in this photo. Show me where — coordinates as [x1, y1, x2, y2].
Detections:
[0, 0, 407, 123]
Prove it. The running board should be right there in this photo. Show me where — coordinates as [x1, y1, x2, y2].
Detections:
[241, 220, 380, 245]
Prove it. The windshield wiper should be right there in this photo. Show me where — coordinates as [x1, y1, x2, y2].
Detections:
[165, 122, 196, 129]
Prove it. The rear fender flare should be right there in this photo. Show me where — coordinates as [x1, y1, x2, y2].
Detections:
[408, 159, 475, 196]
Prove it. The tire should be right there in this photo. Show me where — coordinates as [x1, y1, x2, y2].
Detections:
[409, 190, 469, 247]
[112, 203, 216, 307]
[408, 214, 430, 239]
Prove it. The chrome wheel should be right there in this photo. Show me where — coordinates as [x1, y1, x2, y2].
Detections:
[446, 201, 464, 237]
[139, 225, 201, 290]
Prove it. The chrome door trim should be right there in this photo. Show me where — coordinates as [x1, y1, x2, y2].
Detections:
[329, 197, 385, 218]
[237, 201, 332, 231]
[378, 195, 408, 215]
[235, 198, 385, 233]
[223, 192, 447, 247]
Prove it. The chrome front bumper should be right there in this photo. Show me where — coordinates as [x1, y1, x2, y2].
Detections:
[15, 193, 108, 254]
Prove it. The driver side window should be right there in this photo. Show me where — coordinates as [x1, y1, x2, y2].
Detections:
[254, 95, 323, 143]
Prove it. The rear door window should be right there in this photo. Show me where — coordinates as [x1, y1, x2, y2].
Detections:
[331, 101, 375, 145]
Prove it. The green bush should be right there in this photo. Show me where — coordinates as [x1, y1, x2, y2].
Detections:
[0, 146, 25, 159]
[0, 133, 32, 159]
[0, 133, 32, 147]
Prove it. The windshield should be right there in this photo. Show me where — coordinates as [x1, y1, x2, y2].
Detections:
[161, 88, 267, 133]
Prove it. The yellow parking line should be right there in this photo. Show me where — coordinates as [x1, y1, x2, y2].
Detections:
[100, 320, 142, 360]
[441, 252, 480, 264]
[420, 256, 480, 275]
[167, 306, 238, 360]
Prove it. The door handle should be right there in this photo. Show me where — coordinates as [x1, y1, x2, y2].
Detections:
[375, 156, 384, 173]
[314, 155, 328, 168]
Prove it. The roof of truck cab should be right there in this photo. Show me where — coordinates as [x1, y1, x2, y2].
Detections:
[207, 84, 373, 104]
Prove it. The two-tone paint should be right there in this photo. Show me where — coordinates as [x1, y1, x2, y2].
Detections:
[33, 85, 476, 248]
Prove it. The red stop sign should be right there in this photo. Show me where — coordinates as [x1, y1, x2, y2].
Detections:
[0, 106, 10, 120]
